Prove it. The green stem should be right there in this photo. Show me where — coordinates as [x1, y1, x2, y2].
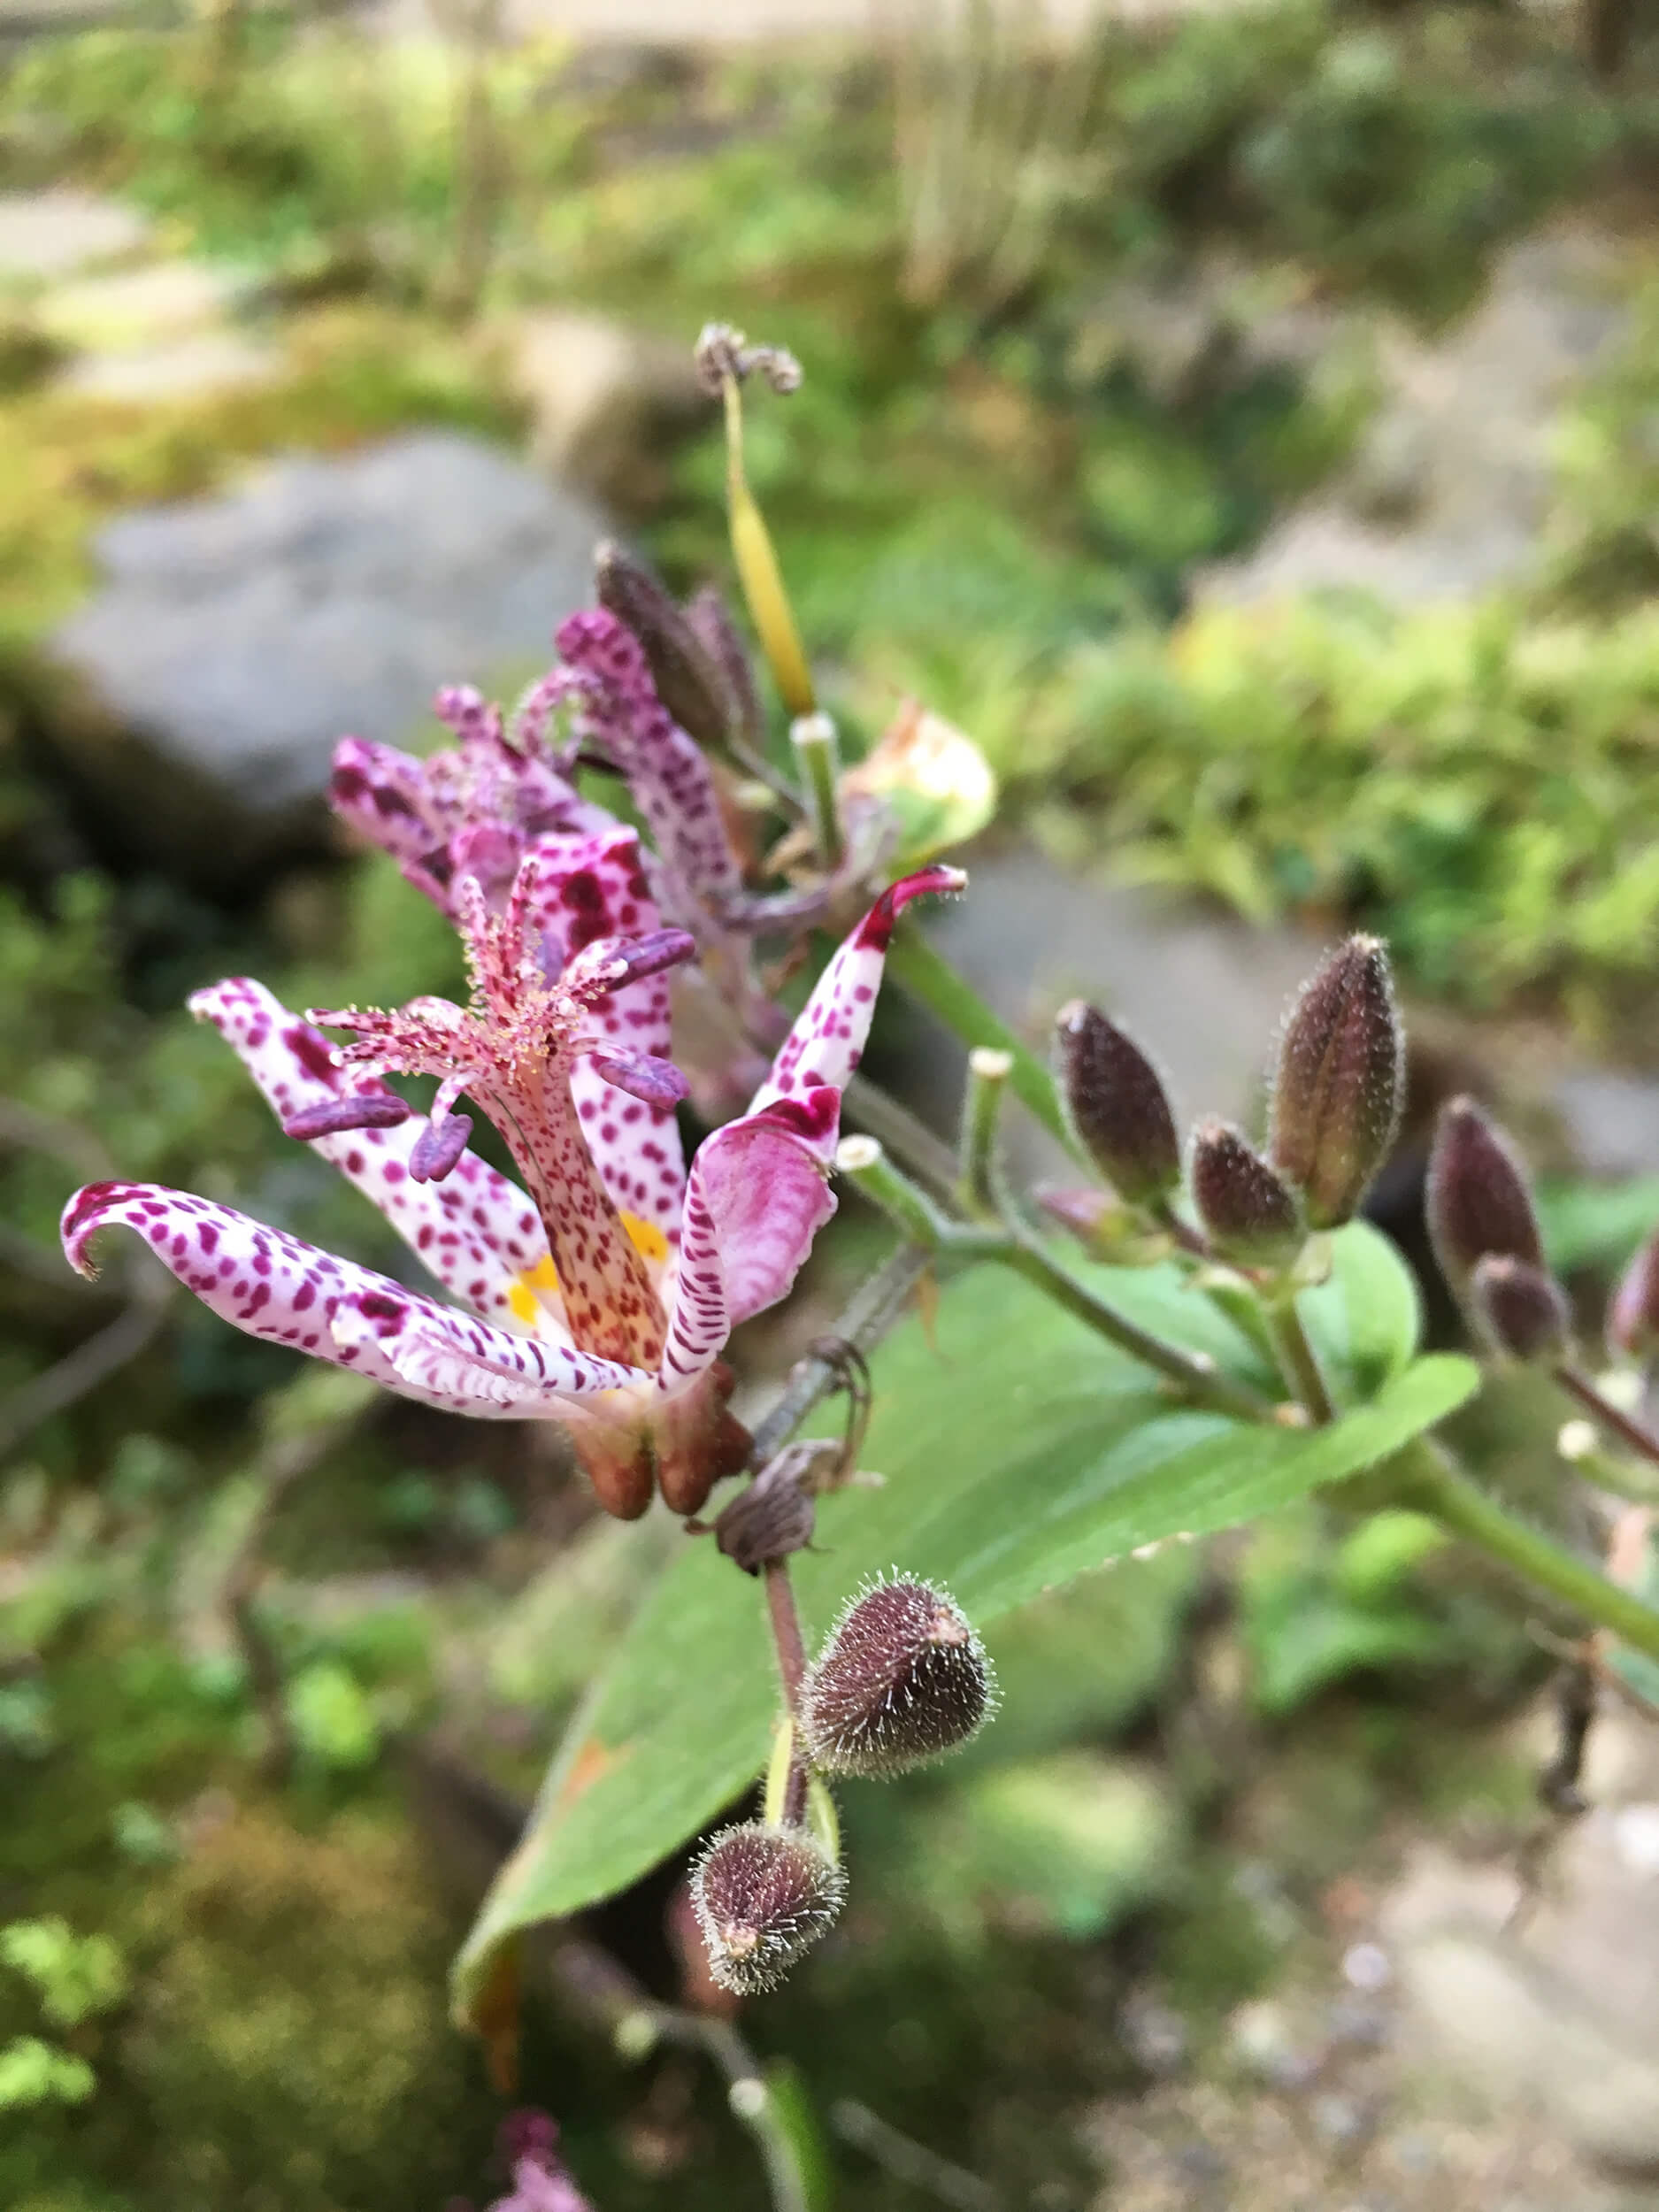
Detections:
[956, 1046, 1012, 1217]
[997, 1237, 1274, 1425]
[1263, 1290, 1335, 1425]
[1395, 1436, 1659, 1663]
[790, 711, 843, 872]
[884, 929, 1081, 1162]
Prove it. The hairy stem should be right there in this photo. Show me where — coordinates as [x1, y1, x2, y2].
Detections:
[956, 1046, 1012, 1217]
[1395, 1435, 1659, 1663]
[1263, 1291, 1336, 1425]
[747, 1240, 933, 1471]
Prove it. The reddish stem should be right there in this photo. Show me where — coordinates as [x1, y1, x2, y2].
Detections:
[1555, 1363, 1659, 1472]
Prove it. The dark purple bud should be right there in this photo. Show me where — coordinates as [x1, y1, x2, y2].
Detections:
[282, 1093, 411, 1141]
[1270, 935, 1404, 1229]
[585, 1047, 690, 1111]
[1054, 1000, 1179, 1205]
[1469, 1254, 1571, 1364]
[689, 1821, 845, 1993]
[801, 1575, 994, 1778]
[685, 586, 764, 750]
[1609, 1230, 1659, 1361]
[1189, 1119, 1302, 1267]
[410, 1112, 473, 1184]
[1425, 1097, 1543, 1298]
[595, 541, 734, 753]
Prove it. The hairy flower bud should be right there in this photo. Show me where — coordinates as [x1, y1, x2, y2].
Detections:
[1425, 1096, 1543, 1298]
[1055, 1001, 1180, 1205]
[595, 541, 734, 755]
[1270, 935, 1404, 1229]
[801, 1575, 994, 1778]
[1609, 1229, 1659, 1362]
[1469, 1254, 1571, 1364]
[685, 586, 764, 752]
[689, 1822, 845, 1993]
[1189, 1119, 1302, 1267]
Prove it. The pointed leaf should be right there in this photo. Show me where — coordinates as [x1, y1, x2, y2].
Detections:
[453, 1254, 1475, 2025]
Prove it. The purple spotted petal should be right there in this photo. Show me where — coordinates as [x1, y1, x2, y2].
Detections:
[60, 1182, 639, 1416]
[749, 864, 968, 1136]
[189, 978, 553, 1331]
[555, 609, 743, 909]
[329, 737, 442, 866]
[520, 826, 689, 1242]
[658, 1089, 840, 1389]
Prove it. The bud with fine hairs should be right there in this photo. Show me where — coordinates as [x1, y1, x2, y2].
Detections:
[1425, 1096, 1544, 1299]
[1054, 1001, 1180, 1205]
[690, 1822, 846, 1994]
[1189, 1119, 1302, 1267]
[801, 1574, 994, 1778]
[1609, 1228, 1659, 1362]
[1469, 1255, 1571, 1364]
[1269, 935, 1404, 1229]
[595, 540, 734, 755]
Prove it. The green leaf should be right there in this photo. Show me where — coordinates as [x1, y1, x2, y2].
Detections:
[452, 1257, 1476, 2027]
[1297, 1219, 1422, 1400]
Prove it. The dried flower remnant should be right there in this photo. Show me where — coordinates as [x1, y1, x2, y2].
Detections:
[1055, 1000, 1180, 1205]
[1270, 935, 1404, 1230]
[1189, 1119, 1302, 1269]
[801, 1574, 994, 1778]
[690, 1821, 846, 1994]
[1426, 1096, 1546, 1298]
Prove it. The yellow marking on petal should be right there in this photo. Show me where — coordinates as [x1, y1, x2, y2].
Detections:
[506, 1253, 560, 1328]
[622, 1213, 669, 1268]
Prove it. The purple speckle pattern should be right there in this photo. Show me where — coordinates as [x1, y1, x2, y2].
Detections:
[59, 1180, 634, 1415]
[190, 978, 552, 1333]
[553, 609, 743, 911]
[528, 825, 691, 1246]
[312, 849, 672, 1369]
[750, 864, 966, 1125]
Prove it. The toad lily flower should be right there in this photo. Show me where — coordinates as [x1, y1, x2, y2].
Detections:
[60, 828, 964, 1519]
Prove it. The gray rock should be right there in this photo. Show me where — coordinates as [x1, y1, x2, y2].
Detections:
[46, 431, 606, 885]
[1200, 227, 1635, 610]
[0, 188, 149, 284]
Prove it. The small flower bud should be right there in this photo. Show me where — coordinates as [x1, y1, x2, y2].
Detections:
[1469, 1254, 1571, 1363]
[685, 586, 764, 751]
[595, 541, 735, 754]
[1270, 936, 1404, 1229]
[1054, 1002, 1180, 1205]
[801, 1575, 994, 1778]
[689, 1822, 845, 1994]
[1188, 1119, 1302, 1267]
[1609, 1229, 1659, 1361]
[1425, 1097, 1543, 1298]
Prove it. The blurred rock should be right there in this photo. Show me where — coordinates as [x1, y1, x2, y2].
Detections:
[503, 307, 709, 511]
[0, 188, 149, 282]
[1200, 227, 1632, 609]
[57, 331, 281, 403]
[45, 431, 605, 886]
[1383, 1826, 1659, 2175]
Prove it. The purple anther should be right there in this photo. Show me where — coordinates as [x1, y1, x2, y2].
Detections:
[409, 1112, 473, 1184]
[563, 927, 698, 1004]
[586, 1047, 691, 1110]
[282, 1094, 412, 1141]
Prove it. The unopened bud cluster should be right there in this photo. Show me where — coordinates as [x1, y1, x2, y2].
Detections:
[693, 1575, 993, 1998]
[1051, 934, 1405, 1275]
[1423, 1095, 1578, 1364]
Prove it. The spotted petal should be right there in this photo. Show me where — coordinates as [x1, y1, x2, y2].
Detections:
[59, 1181, 639, 1415]
[657, 867, 964, 1389]
[525, 826, 689, 1243]
[189, 977, 553, 1331]
[749, 863, 968, 1126]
